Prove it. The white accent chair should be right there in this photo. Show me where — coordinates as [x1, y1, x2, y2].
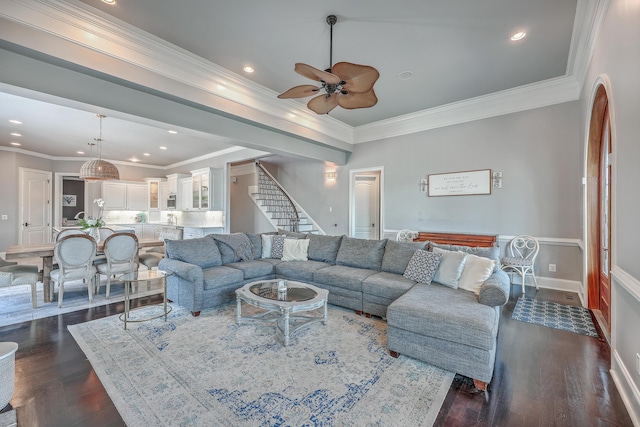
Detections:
[396, 229, 418, 242]
[501, 235, 539, 294]
[96, 232, 139, 299]
[50, 234, 98, 308]
[139, 227, 183, 270]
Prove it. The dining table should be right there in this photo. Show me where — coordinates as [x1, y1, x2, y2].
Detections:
[5, 238, 165, 303]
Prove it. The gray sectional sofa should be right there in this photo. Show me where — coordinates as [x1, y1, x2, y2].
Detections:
[157, 231, 510, 390]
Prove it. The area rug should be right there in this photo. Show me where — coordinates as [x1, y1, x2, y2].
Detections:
[0, 409, 17, 427]
[512, 297, 599, 337]
[69, 303, 454, 427]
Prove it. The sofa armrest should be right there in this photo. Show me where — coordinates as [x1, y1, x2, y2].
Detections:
[478, 269, 510, 307]
[158, 258, 204, 284]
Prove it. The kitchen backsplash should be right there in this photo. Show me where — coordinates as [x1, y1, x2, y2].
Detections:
[102, 210, 225, 227]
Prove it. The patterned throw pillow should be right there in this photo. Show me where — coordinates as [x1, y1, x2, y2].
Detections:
[403, 249, 442, 284]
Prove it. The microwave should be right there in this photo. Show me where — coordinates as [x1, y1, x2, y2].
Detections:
[167, 194, 177, 210]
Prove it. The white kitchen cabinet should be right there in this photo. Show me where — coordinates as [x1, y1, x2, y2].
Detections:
[179, 177, 192, 210]
[160, 181, 169, 210]
[191, 167, 224, 211]
[102, 181, 148, 211]
[141, 224, 157, 240]
[182, 227, 224, 239]
[145, 178, 166, 211]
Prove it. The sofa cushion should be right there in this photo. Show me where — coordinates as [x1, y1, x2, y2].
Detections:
[362, 272, 417, 301]
[261, 234, 275, 258]
[381, 240, 428, 274]
[277, 229, 308, 239]
[307, 234, 343, 263]
[202, 265, 244, 290]
[403, 250, 442, 284]
[165, 236, 221, 269]
[244, 233, 262, 259]
[281, 238, 309, 261]
[211, 233, 254, 264]
[225, 260, 275, 280]
[335, 237, 387, 271]
[276, 260, 331, 282]
[457, 254, 496, 295]
[430, 242, 500, 263]
[313, 265, 377, 292]
[431, 247, 468, 289]
[387, 283, 499, 351]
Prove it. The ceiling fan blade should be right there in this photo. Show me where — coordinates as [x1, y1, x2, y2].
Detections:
[277, 85, 322, 99]
[332, 62, 380, 93]
[307, 93, 339, 114]
[294, 63, 341, 84]
[337, 89, 378, 110]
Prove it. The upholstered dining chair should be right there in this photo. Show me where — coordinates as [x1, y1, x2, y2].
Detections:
[0, 258, 40, 309]
[55, 228, 86, 241]
[98, 227, 115, 241]
[50, 234, 97, 308]
[138, 227, 183, 270]
[96, 232, 139, 299]
[501, 235, 540, 294]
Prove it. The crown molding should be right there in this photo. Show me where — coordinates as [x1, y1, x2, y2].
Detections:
[0, 0, 608, 148]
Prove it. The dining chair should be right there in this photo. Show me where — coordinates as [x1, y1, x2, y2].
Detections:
[50, 234, 97, 308]
[0, 258, 40, 309]
[55, 228, 86, 241]
[501, 235, 540, 294]
[96, 232, 139, 299]
[139, 227, 183, 270]
[98, 227, 115, 241]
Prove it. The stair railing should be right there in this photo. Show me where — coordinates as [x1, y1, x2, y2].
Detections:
[255, 161, 300, 232]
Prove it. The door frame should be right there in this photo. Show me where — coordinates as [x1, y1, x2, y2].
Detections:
[54, 172, 91, 228]
[349, 166, 384, 239]
[18, 167, 52, 244]
[584, 76, 616, 338]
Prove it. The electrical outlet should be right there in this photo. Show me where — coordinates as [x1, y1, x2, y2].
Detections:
[1, 214, 7, 220]
[549, 264, 557, 272]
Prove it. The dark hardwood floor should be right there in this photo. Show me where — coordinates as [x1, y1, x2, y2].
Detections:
[0, 286, 633, 426]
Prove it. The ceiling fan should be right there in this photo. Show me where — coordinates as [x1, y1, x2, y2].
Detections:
[277, 15, 379, 115]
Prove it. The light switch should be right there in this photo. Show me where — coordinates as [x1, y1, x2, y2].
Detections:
[1, 215, 7, 220]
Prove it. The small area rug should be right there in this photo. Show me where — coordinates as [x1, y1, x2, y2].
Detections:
[69, 303, 453, 427]
[512, 297, 599, 337]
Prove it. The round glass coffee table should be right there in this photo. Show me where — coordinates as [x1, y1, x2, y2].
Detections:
[235, 280, 328, 346]
[118, 269, 173, 330]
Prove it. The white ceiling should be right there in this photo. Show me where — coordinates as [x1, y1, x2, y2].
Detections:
[0, 0, 579, 167]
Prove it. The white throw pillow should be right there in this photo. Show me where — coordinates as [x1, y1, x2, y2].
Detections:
[281, 238, 309, 261]
[457, 254, 496, 295]
[431, 247, 468, 289]
[261, 234, 274, 259]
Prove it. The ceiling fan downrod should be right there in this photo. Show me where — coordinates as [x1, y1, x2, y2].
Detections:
[326, 15, 337, 73]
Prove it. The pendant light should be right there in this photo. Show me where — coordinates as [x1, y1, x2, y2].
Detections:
[79, 114, 119, 181]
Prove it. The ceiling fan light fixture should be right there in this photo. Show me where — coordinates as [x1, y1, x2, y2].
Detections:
[79, 114, 120, 181]
[278, 14, 379, 114]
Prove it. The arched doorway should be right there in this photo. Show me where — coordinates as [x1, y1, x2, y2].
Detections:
[586, 84, 612, 336]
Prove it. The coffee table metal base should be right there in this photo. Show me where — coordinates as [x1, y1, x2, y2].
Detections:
[236, 281, 328, 346]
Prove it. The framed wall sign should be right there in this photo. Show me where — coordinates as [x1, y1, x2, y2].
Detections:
[62, 194, 77, 206]
[428, 169, 492, 197]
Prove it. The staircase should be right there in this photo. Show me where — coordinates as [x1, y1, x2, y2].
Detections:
[250, 162, 323, 234]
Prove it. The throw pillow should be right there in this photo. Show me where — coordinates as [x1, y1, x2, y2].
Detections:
[403, 249, 442, 284]
[261, 234, 274, 259]
[270, 235, 297, 259]
[281, 238, 310, 261]
[431, 247, 468, 289]
[457, 254, 497, 295]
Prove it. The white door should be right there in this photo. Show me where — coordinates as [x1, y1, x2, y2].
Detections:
[19, 168, 52, 244]
[353, 173, 380, 239]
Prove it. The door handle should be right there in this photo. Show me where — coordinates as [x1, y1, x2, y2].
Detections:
[372, 223, 375, 227]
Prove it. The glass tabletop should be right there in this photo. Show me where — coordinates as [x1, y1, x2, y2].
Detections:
[249, 281, 316, 302]
[119, 269, 172, 282]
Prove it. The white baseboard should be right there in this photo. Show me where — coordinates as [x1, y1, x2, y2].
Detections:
[611, 350, 640, 427]
[507, 274, 582, 293]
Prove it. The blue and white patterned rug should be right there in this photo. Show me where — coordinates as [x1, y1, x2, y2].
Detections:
[69, 303, 453, 427]
[512, 297, 599, 337]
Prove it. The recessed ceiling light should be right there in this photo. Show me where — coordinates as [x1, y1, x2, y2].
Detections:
[77, 151, 85, 154]
[101, 0, 116, 4]
[143, 153, 150, 156]
[10, 142, 21, 146]
[168, 130, 178, 134]
[397, 71, 414, 80]
[130, 158, 140, 162]
[511, 32, 526, 41]
[9, 120, 22, 125]
[243, 66, 255, 73]
[10, 133, 21, 137]
[159, 146, 168, 150]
